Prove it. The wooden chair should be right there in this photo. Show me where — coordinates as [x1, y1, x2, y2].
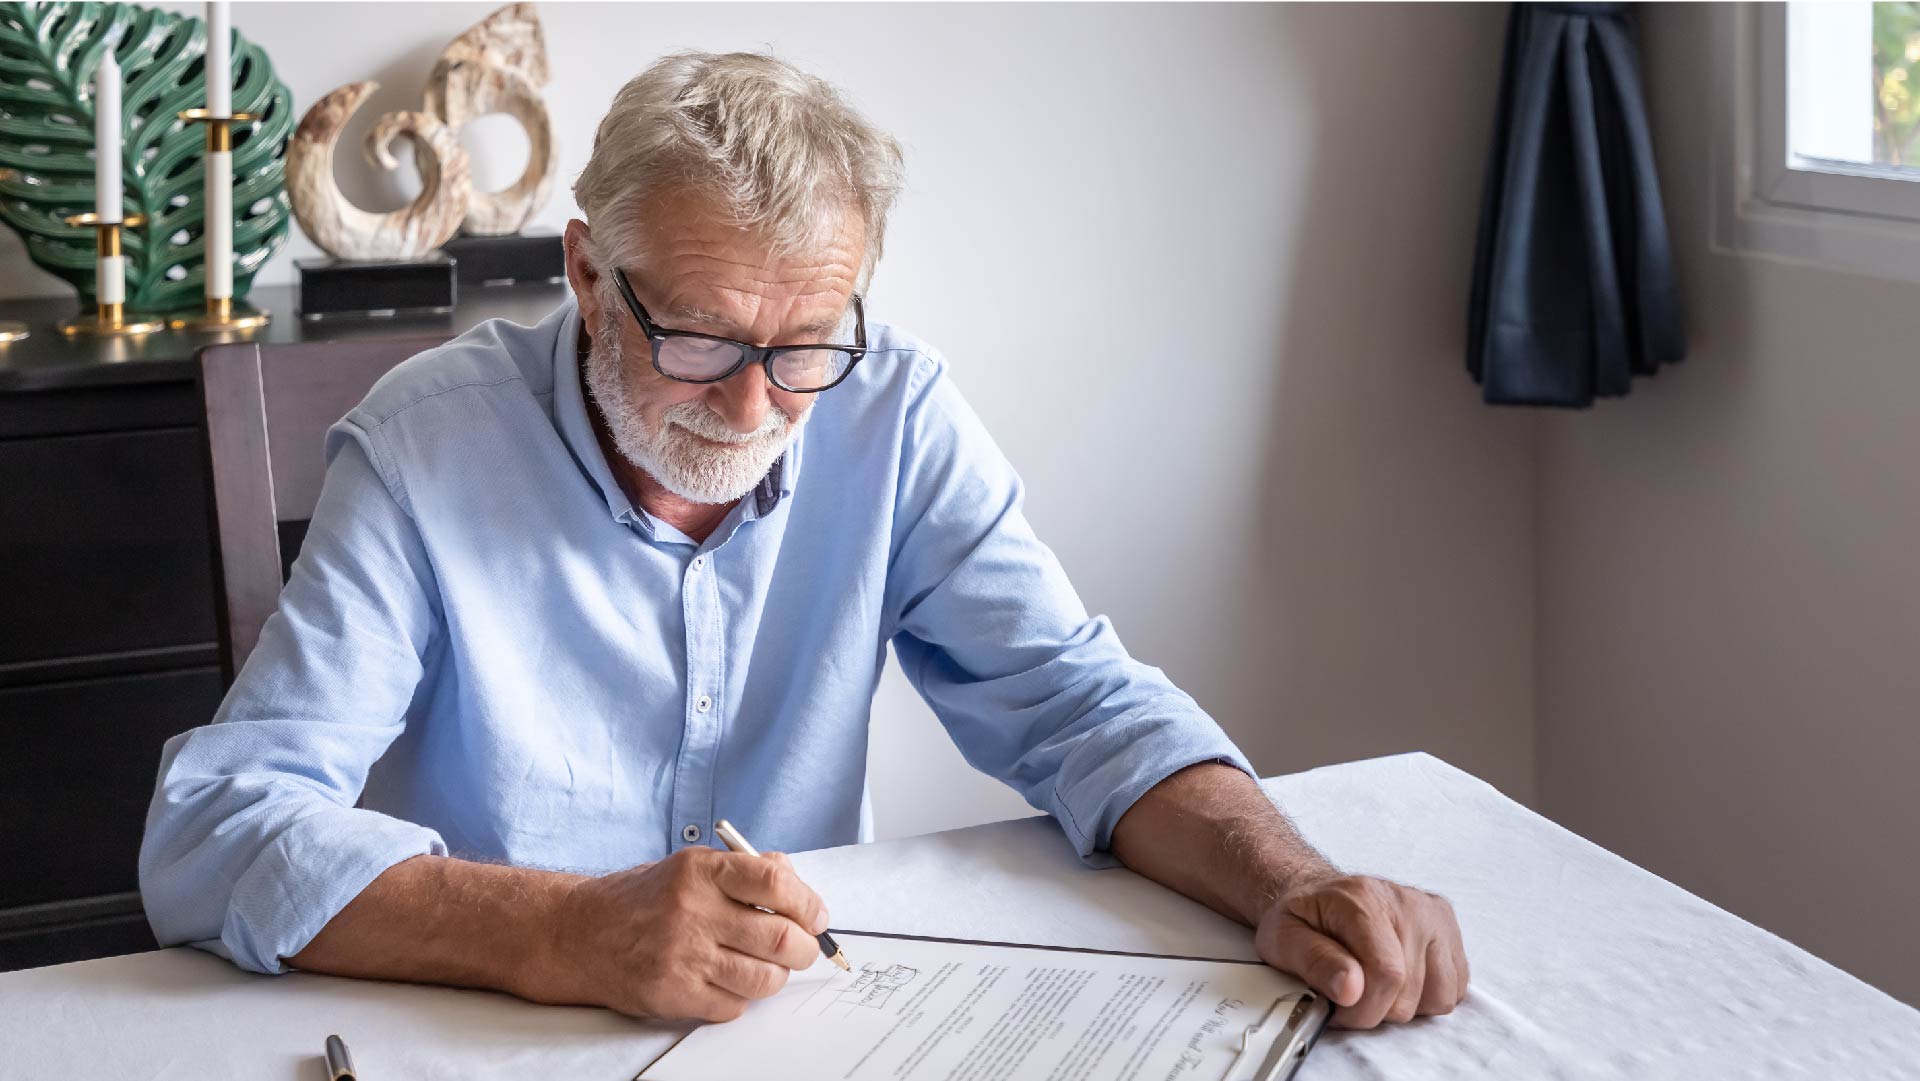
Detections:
[199, 337, 447, 683]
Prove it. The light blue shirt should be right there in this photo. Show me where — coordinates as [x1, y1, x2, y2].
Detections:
[139, 294, 1253, 974]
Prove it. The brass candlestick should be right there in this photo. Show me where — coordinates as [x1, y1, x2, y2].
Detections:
[168, 109, 271, 332]
[57, 212, 166, 338]
[0, 169, 23, 341]
[167, 291, 272, 332]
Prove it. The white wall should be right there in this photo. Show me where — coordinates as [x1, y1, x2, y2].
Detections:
[0, 4, 1536, 838]
[63, 0, 1902, 1007]
[1537, 4, 1920, 1006]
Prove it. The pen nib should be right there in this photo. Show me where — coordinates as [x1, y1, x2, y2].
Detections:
[831, 951, 851, 972]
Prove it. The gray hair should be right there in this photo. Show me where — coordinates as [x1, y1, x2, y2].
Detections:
[572, 51, 906, 296]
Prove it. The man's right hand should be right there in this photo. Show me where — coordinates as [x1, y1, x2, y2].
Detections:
[537, 847, 830, 1022]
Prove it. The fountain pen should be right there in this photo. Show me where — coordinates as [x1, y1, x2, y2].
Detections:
[712, 818, 851, 971]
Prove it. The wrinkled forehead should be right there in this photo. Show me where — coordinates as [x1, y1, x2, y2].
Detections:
[624, 193, 866, 340]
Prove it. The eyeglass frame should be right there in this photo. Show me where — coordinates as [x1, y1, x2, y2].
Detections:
[609, 266, 867, 393]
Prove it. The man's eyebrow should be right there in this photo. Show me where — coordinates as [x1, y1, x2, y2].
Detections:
[663, 302, 848, 340]
[662, 303, 735, 330]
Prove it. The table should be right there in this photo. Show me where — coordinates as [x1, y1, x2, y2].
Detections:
[2, 753, 1914, 1079]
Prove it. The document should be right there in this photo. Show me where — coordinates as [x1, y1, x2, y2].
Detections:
[637, 932, 1322, 1081]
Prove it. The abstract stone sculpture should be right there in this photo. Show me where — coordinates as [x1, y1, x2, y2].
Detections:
[424, 3, 558, 236]
[285, 81, 473, 261]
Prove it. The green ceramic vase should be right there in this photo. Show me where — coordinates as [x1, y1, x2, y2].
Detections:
[0, 1, 294, 310]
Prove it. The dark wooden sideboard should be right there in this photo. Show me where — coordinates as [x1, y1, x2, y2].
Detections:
[0, 281, 572, 970]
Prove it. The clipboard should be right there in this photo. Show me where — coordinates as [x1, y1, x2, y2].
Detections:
[1223, 988, 1331, 1081]
[634, 929, 1332, 1081]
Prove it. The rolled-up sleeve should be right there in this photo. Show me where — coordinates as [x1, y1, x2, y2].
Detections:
[138, 415, 447, 973]
[884, 355, 1255, 866]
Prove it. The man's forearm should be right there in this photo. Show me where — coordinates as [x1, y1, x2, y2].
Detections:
[1109, 762, 1337, 926]
[286, 854, 584, 1002]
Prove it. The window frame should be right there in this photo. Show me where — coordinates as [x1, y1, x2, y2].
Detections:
[1755, 3, 1920, 220]
[1720, 2, 1920, 284]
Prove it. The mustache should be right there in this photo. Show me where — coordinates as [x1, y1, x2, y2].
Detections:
[662, 399, 792, 444]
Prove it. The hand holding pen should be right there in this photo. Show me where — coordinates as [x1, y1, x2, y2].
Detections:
[537, 832, 836, 1022]
[714, 819, 850, 971]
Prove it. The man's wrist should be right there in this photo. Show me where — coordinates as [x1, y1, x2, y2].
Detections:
[1235, 841, 1340, 923]
[1111, 761, 1346, 929]
[512, 870, 592, 1005]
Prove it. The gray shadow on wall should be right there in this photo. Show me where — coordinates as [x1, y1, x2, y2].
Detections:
[1227, 4, 1535, 791]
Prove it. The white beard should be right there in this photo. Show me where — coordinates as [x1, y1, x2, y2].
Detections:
[582, 300, 805, 505]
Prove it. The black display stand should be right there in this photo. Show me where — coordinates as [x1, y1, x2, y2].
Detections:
[439, 230, 566, 287]
[295, 252, 457, 321]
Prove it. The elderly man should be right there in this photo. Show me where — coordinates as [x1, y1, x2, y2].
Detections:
[140, 51, 1465, 1030]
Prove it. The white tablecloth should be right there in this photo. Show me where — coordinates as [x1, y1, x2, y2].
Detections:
[2, 753, 1914, 1079]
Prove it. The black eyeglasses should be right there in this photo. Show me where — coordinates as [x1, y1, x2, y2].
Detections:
[610, 267, 867, 393]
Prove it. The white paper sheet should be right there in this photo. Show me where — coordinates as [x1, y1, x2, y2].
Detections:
[637, 933, 1314, 1081]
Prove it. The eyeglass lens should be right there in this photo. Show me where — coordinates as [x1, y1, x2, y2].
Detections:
[656, 338, 855, 390]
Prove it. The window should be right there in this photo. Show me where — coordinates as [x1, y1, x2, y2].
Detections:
[1765, 3, 1920, 215]
[1725, 2, 1920, 282]
[1795, 2, 1920, 171]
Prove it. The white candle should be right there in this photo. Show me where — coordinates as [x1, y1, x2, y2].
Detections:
[93, 48, 121, 222]
[204, 1, 233, 302]
[98, 249, 127, 305]
[206, 1, 230, 118]
[206, 152, 232, 300]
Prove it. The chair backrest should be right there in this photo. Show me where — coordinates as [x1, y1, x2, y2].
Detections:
[199, 336, 447, 682]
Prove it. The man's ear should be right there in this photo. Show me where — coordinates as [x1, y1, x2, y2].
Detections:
[563, 219, 603, 330]
[563, 219, 600, 289]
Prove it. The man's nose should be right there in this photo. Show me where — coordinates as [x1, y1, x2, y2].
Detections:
[704, 364, 774, 434]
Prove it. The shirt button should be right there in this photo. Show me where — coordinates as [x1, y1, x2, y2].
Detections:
[692, 556, 706, 570]
[695, 694, 712, 713]
[682, 823, 703, 843]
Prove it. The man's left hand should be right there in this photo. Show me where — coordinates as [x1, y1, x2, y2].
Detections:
[1255, 874, 1469, 1029]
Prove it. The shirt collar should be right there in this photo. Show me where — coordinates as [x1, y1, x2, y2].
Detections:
[549, 292, 803, 530]
[746, 424, 802, 520]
